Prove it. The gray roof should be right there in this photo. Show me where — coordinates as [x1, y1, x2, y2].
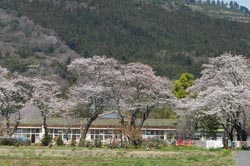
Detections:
[19, 106, 41, 119]
[4, 109, 178, 128]
[4, 109, 177, 128]
[14, 118, 177, 129]
[20, 118, 177, 128]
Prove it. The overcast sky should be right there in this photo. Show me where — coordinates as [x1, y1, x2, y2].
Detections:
[225, 0, 250, 9]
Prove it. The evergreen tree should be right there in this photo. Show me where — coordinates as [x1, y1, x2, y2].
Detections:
[173, 72, 194, 99]
[41, 130, 52, 146]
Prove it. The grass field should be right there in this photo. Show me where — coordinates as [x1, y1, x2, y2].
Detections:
[0, 146, 235, 166]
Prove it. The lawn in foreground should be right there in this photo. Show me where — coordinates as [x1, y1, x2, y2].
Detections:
[0, 146, 235, 166]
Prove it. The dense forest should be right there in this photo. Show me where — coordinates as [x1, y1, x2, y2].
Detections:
[1, 0, 250, 78]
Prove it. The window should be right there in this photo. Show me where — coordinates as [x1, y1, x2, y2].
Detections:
[72, 129, 80, 134]
[159, 131, 164, 135]
[16, 129, 22, 133]
[156, 130, 164, 135]
[146, 130, 153, 135]
[108, 130, 113, 134]
[32, 129, 37, 133]
[22, 129, 30, 133]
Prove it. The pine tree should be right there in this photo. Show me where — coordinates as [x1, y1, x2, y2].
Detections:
[41, 130, 52, 146]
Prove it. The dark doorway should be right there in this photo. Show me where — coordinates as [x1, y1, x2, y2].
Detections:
[31, 134, 35, 143]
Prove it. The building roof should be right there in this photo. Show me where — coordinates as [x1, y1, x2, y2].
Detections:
[19, 106, 41, 119]
[4, 110, 177, 129]
[10, 117, 177, 129]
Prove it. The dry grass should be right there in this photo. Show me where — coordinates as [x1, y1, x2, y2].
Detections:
[0, 146, 235, 166]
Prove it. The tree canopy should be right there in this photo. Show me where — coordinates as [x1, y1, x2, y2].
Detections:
[173, 72, 194, 99]
[176, 53, 250, 141]
[68, 56, 173, 145]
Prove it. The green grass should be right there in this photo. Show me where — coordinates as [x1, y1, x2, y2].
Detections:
[0, 146, 235, 166]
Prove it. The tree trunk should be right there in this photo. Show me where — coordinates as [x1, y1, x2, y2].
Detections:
[130, 108, 140, 128]
[78, 107, 103, 146]
[241, 129, 247, 141]
[237, 128, 248, 141]
[228, 127, 234, 142]
[234, 108, 248, 141]
[225, 118, 234, 142]
[78, 119, 93, 146]
[8, 111, 21, 137]
[78, 97, 104, 146]
[241, 109, 248, 141]
[41, 111, 48, 135]
[221, 122, 233, 148]
[235, 123, 248, 141]
[4, 110, 21, 137]
[117, 109, 125, 148]
[139, 105, 153, 129]
[5, 112, 10, 137]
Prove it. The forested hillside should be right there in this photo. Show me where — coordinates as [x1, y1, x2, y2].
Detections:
[0, 8, 79, 86]
[1, 0, 250, 78]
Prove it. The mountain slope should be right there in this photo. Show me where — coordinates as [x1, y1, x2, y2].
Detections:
[0, 8, 79, 85]
[1, 0, 250, 78]
[185, 2, 250, 23]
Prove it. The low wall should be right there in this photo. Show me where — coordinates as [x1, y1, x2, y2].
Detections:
[195, 140, 240, 149]
[205, 140, 223, 149]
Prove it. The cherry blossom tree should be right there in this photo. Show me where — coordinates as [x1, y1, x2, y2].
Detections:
[25, 78, 74, 135]
[177, 53, 250, 141]
[0, 67, 31, 137]
[0, 65, 74, 139]
[68, 56, 121, 146]
[121, 62, 173, 129]
[11, 76, 75, 146]
[68, 56, 173, 146]
[112, 62, 173, 147]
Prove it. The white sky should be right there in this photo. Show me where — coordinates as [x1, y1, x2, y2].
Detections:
[224, 0, 250, 9]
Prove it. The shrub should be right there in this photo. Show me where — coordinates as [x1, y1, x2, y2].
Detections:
[71, 138, 76, 146]
[0, 137, 31, 146]
[152, 138, 163, 149]
[142, 137, 164, 150]
[85, 141, 93, 149]
[56, 136, 64, 146]
[108, 137, 120, 149]
[130, 129, 143, 148]
[41, 130, 52, 146]
[94, 139, 102, 148]
[0, 138, 18, 146]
